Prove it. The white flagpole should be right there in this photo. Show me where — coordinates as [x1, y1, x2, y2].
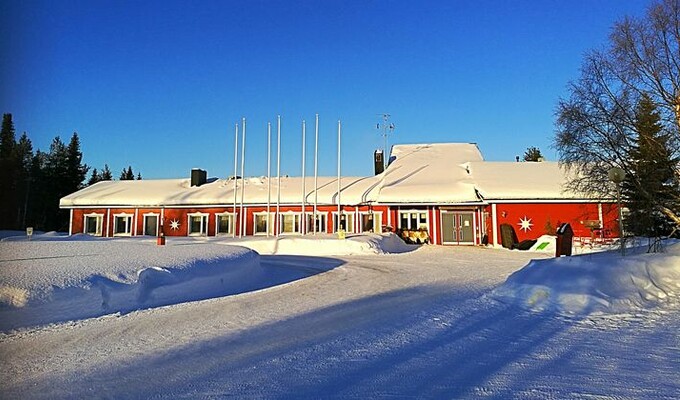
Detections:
[240, 117, 246, 237]
[267, 122, 272, 237]
[313, 114, 319, 234]
[233, 123, 238, 238]
[337, 120, 341, 232]
[276, 115, 281, 237]
[301, 120, 306, 235]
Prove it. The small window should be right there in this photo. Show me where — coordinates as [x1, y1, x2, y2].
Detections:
[332, 212, 354, 233]
[306, 213, 327, 234]
[113, 214, 133, 236]
[399, 211, 427, 230]
[216, 213, 234, 235]
[254, 213, 272, 234]
[361, 212, 382, 233]
[188, 213, 208, 236]
[143, 214, 158, 236]
[280, 213, 301, 234]
[84, 214, 103, 236]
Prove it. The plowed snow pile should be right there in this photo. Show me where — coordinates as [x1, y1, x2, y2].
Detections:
[492, 241, 680, 315]
[0, 233, 414, 332]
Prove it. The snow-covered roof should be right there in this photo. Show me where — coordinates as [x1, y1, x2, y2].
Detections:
[60, 175, 382, 207]
[59, 142, 598, 207]
[469, 161, 583, 200]
[375, 143, 483, 204]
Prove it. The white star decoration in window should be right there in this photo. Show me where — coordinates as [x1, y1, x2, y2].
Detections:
[518, 216, 533, 232]
[169, 219, 180, 231]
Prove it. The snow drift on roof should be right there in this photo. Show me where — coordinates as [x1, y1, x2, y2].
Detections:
[376, 143, 484, 204]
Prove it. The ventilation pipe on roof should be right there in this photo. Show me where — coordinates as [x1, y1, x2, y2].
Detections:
[374, 150, 385, 175]
[191, 168, 207, 187]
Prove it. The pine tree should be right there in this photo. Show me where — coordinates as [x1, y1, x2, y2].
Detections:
[65, 132, 89, 191]
[87, 168, 101, 186]
[523, 146, 543, 162]
[0, 114, 18, 228]
[44, 137, 69, 230]
[136, 172, 142, 180]
[27, 150, 47, 229]
[120, 165, 135, 180]
[100, 164, 113, 180]
[14, 133, 34, 228]
[622, 94, 680, 242]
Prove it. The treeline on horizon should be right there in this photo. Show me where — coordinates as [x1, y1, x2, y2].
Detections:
[0, 113, 142, 232]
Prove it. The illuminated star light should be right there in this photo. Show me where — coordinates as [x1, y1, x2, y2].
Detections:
[518, 216, 533, 232]
[169, 219, 181, 230]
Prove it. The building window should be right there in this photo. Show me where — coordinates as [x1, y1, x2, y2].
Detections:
[332, 212, 354, 233]
[143, 214, 159, 236]
[188, 213, 208, 236]
[113, 213, 133, 236]
[216, 213, 234, 235]
[279, 213, 301, 234]
[305, 212, 327, 234]
[360, 212, 382, 233]
[399, 211, 428, 230]
[84, 213, 103, 236]
[254, 212, 272, 235]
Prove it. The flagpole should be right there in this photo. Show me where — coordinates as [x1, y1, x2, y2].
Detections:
[313, 114, 319, 234]
[240, 117, 247, 237]
[233, 123, 238, 238]
[301, 120, 306, 235]
[276, 115, 281, 237]
[337, 120, 341, 232]
[267, 122, 272, 237]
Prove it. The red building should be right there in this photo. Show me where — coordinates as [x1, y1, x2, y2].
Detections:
[61, 143, 618, 246]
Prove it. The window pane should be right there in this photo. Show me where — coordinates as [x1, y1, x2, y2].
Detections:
[400, 214, 408, 229]
[282, 215, 294, 233]
[190, 216, 202, 234]
[362, 214, 373, 232]
[115, 216, 129, 234]
[218, 215, 231, 234]
[145, 216, 157, 236]
[86, 217, 98, 234]
[255, 215, 267, 233]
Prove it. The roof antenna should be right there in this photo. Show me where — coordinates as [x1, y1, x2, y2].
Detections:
[376, 113, 395, 168]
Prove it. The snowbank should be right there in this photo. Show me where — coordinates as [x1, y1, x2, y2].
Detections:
[220, 232, 416, 255]
[0, 232, 412, 332]
[492, 241, 680, 315]
[0, 239, 262, 332]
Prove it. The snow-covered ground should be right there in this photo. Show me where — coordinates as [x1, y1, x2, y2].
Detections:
[1, 232, 679, 398]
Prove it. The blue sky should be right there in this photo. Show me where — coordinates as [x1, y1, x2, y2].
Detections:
[1, 0, 648, 179]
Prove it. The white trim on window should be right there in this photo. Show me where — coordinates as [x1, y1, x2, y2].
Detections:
[142, 213, 160, 236]
[398, 210, 429, 231]
[187, 212, 209, 236]
[359, 211, 383, 233]
[83, 213, 104, 236]
[278, 211, 301, 235]
[304, 211, 328, 234]
[112, 212, 134, 236]
[253, 212, 273, 235]
[215, 212, 236, 236]
[331, 211, 355, 233]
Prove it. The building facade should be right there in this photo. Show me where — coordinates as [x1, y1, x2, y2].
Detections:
[61, 143, 619, 246]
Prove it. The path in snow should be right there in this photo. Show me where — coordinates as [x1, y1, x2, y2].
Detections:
[1, 245, 679, 398]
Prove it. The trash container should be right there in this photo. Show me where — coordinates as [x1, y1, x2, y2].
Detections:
[555, 223, 573, 257]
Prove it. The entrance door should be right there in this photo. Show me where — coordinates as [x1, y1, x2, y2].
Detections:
[441, 212, 475, 245]
[144, 215, 158, 236]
